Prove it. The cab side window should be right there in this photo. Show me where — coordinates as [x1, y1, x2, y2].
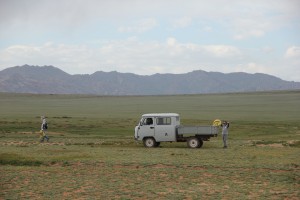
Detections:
[143, 118, 153, 125]
[156, 117, 171, 125]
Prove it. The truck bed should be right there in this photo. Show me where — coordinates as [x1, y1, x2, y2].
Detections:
[177, 125, 219, 136]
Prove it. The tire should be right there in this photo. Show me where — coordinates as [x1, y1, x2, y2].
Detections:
[143, 137, 156, 148]
[187, 137, 200, 148]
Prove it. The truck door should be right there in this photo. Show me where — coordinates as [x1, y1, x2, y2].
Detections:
[138, 117, 155, 138]
[154, 117, 176, 142]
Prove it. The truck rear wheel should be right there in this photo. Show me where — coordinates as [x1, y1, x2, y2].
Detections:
[143, 137, 156, 148]
[187, 137, 201, 148]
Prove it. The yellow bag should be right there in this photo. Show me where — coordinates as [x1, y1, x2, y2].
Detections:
[39, 130, 45, 136]
[213, 119, 222, 126]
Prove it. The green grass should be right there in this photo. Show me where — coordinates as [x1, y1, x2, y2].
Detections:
[0, 91, 299, 199]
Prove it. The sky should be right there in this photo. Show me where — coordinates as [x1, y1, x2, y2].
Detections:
[0, 0, 300, 81]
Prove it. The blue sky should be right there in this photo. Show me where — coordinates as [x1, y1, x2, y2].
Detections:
[0, 0, 299, 81]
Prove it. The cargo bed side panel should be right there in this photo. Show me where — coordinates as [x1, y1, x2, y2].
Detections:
[177, 126, 218, 135]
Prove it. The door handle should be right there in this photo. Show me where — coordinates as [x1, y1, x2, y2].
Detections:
[150, 127, 154, 129]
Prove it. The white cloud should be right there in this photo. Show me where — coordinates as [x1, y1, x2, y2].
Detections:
[0, 43, 95, 73]
[202, 45, 241, 58]
[231, 18, 268, 40]
[285, 46, 300, 59]
[1, 39, 300, 81]
[0, 39, 243, 75]
[209, 1, 300, 40]
[235, 63, 268, 74]
[283, 46, 300, 81]
[118, 18, 157, 33]
[172, 17, 192, 28]
[203, 26, 213, 32]
[166, 37, 177, 46]
[1, 0, 299, 37]
[261, 46, 274, 54]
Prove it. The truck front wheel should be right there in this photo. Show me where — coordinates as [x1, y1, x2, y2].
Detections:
[187, 137, 201, 148]
[143, 137, 156, 148]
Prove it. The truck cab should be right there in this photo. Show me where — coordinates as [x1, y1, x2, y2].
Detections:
[134, 113, 180, 147]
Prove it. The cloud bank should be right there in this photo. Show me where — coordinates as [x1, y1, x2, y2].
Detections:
[0, 0, 299, 81]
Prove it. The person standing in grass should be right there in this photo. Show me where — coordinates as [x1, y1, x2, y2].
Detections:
[221, 121, 229, 148]
[40, 116, 49, 142]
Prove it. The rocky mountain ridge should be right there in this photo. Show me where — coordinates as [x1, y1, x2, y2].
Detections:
[0, 65, 299, 95]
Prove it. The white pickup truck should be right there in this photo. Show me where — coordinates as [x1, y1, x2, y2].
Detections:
[134, 113, 219, 148]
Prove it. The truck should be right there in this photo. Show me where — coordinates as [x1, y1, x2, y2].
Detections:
[134, 113, 219, 148]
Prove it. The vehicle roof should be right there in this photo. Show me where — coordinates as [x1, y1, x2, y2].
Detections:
[142, 113, 179, 117]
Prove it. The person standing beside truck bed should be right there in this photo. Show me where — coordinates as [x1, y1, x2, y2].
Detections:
[221, 121, 229, 148]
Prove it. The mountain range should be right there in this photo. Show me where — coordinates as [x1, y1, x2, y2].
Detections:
[0, 65, 299, 95]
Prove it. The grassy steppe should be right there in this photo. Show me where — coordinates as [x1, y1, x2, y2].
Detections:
[0, 91, 299, 199]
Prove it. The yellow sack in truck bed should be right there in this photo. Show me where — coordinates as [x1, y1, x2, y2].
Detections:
[213, 119, 222, 126]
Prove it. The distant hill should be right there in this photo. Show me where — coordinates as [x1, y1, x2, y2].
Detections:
[0, 65, 299, 95]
